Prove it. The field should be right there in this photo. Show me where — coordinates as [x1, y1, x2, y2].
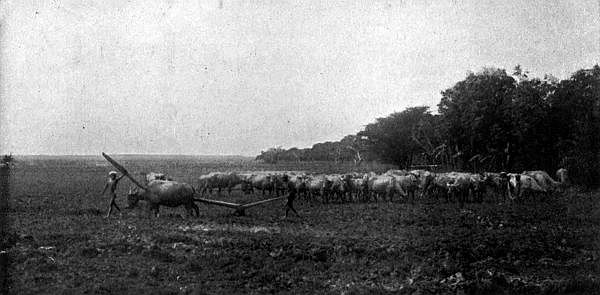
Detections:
[3, 155, 600, 294]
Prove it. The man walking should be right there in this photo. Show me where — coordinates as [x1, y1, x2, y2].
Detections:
[282, 174, 300, 218]
[101, 171, 125, 218]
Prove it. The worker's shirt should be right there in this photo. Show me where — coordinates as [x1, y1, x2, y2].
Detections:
[286, 181, 296, 201]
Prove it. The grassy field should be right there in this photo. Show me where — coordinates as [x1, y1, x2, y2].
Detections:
[3, 156, 600, 294]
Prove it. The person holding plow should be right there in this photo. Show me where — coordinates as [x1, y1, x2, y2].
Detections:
[282, 174, 300, 218]
[101, 171, 125, 218]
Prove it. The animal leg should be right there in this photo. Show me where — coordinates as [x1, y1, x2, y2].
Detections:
[185, 206, 194, 218]
[151, 205, 160, 217]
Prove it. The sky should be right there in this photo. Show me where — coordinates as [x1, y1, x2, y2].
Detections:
[1, 0, 598, 156]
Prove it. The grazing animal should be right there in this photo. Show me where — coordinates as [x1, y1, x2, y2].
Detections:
[367, 175, 405, 202]
[348, 177, 369, 202]
[507, 173, 547, 201]
[429, 173, 456, 202]
[246, 173, 275, 196]
[306, 175, 330, 202]
[327, 174, 349, 203]
[556, 168, 569, 187]
[127, 180, 200, 217]
[445, 172, 473, 207]
[393, 173, 420, 203]
[385, 169, 409, 176]
[411, 170, 435, 199]
[522, 170, 560, 192]
[145, 172, 172, 184]
[238, 173, 254, 194]
[439, 172, 485, 205]
[483, 172, 509, 202]
[289, 174, 308, 199]
[198, 172, 243, 196]
[270, 174, 287, 196]
[468, 173, 486, 203]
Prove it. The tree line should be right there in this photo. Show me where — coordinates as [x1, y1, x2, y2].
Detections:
[256, 65, 600, 187]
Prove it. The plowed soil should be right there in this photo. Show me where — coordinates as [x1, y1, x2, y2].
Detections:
[3, 156, 600, 294]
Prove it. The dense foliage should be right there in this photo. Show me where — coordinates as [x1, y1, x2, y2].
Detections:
[258, 65, 600, 187]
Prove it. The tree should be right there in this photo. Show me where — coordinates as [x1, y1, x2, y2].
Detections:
[339, 135, 370, 165]
[508, 73, 556, 171]
[253, 65, 600, 188]
[255, 147, 286, 164]
[438, 67, 516, 171]
[548, 65, 600, 187]
[359, 106, 433, 168]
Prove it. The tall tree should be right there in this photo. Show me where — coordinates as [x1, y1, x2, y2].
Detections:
[438, 68, 516, 171]
[359, 106, 433, 168]
[548, 65, 600, 187]
[508, 73, 555, 171]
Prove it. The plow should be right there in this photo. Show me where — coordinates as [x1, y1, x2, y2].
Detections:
[102, 152, 286, 216]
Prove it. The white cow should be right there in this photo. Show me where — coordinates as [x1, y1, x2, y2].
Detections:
[507, 173, 547, 201]
[127, 180, 199, 217]
[145, 172, 172, 184]
[367, 175, 405, 202]
[198, 172, 243, 196]
[556, 168, 569, 186]
[393, 173, 420, 202]
[522, 170, 560, 191]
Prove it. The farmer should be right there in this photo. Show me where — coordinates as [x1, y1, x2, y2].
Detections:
[101, 171, 125, 218]
[282, 174, 300, 218]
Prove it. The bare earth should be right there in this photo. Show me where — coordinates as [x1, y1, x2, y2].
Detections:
[4, 156, 600, 294]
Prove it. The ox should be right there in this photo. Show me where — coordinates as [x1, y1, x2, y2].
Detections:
[367, 175, 405, 202]
[348, 176, 369, 202]
[326, 174, 349, 203]
[483, 172, 509, 202]
[306, 175, 331, 202]
[556, 168, 569, 187]
[393, 173, 420, 203]
[246, 173, 275, 196]
[523, 170, 560, 192]
[507, 173, 547, 201]
[127, 180, 199, 217]
[198, 172, 243, 196]
[289, 174, 309, 199]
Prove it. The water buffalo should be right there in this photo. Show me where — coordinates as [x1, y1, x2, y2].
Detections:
[127, 180, 200, 217]
[198, 172, 243, 196]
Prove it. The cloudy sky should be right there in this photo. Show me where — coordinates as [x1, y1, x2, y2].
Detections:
[1, 0, 598, 155]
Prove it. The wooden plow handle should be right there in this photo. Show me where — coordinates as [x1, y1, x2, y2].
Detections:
[102, 152, 148, 190]
[194, 195, 287, 216]
[193, 198, 242, 209]
[239, 196, 287, 209]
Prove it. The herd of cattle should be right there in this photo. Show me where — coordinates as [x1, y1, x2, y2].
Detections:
[146, 168, 569, 206]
